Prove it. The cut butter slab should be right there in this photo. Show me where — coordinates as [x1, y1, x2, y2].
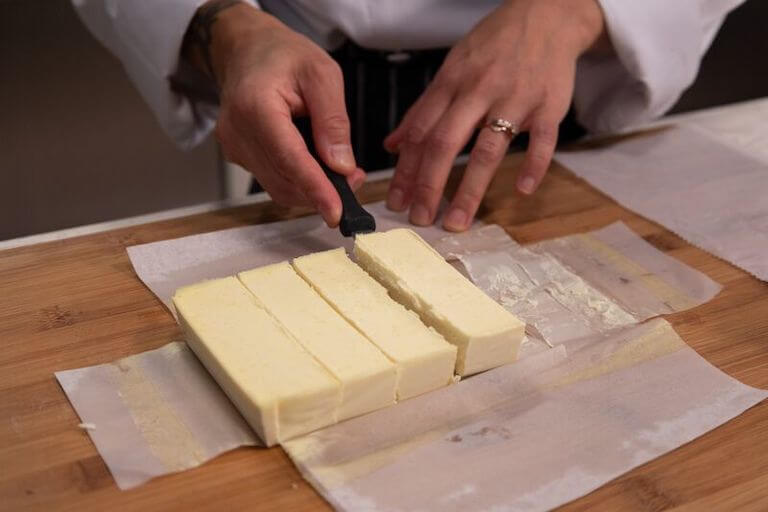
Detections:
[354, 228, 525, 376]
[173, 277, 339, 446]
[238, 262, 397, 420]
[293, 248, 457, 400]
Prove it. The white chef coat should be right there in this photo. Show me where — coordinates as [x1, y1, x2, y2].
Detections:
[71, 0, 745, 150]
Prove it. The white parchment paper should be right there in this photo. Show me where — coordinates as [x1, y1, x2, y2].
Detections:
[56, 208, 765, 509]
[556, 125, 768, 281]
[56, 343, 257, 489]
[283, 319, 768, 512]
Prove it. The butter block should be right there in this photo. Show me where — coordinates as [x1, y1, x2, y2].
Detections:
[173, 277, 340, 446]
[238, 263, 397, 420]
[354, 229, 525, 376]
[293, 248, 458, 400]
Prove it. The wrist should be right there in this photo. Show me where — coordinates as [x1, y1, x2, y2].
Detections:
[568, 0, 606, 55]
[208, 3, 277, 85]
[181, 1, 268, 86]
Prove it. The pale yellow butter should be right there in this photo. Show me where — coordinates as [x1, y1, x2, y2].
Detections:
[293, 248, 457, 400]
[354, 229, 525, 376]
[238, 263, 397, 420]
[172, 277, 340, 446]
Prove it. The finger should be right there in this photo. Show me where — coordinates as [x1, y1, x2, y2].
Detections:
[253, 101, 343, 226]
[247, 151, 310, 206]
[300, 61, 356, 174]
[384, 87, 435, 153]
[386, 85, 454, 211]
[348, 168, 366, 191]
[408, 98, 487, 226]
[516, 111, 560, 195]
[384, 64, 459, 152]
[258, 171, 310, 206]
[386, 146, 422, 212]
[443, 112, 517, 231]
[217, 119, 309, 206]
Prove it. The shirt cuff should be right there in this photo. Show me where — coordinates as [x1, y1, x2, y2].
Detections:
[573, 0, 744, 134]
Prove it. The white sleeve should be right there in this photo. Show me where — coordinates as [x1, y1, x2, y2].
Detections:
[71, 1, 256, 150]
[573, 0, 746, 134]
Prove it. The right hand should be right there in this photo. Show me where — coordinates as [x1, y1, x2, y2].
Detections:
[206, 4, 365, 226]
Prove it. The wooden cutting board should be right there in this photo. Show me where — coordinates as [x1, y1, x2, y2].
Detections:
[1, 154, 767, 511]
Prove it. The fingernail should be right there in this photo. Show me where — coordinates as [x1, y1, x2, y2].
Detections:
[443, 208, 468, 231]
[383, 139, 400, 154]
[387, 187, 405, 211]
[410, 203, 431, 226]
[330, 144, 354, 169]
[518, 176, 536, 194]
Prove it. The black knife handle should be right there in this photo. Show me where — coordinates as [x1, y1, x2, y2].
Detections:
[322, 164, 376, 237]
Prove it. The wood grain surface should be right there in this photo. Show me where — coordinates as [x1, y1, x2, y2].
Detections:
[1, 154, 767, 511]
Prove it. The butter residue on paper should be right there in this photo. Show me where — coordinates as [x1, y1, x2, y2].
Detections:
[552, 318, 687, 389]
[457, 245, 636, 345]
[540, 233, 699, 314]
[108, 354, 207, 471]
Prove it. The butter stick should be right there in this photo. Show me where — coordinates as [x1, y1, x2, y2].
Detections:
[293, 248, 457, 400]
[354, 229, 525, 376]
[238, 262, 397, 420]
[173, 277, 340, 446]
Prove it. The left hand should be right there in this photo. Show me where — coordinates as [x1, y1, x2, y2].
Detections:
[383, 0, 606, 231]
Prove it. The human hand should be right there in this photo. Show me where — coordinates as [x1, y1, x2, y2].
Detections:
[201, 3, 365, 226]
[383, 0, 605, 231]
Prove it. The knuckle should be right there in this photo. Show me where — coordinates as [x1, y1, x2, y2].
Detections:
[307, 58, 343, 83]
[405, 125, 427, 145]
[531, 123, 559, 146]
[471, 138, 503, 166]
[426, 130, 458, 154]
[413, 181, 441, 202]
[527, 149, 552, 175]
[393, 159, 417, 183]
[324, 59, 344, 80]
[457, 186, 485, 208]
[320, 113, 350, 137]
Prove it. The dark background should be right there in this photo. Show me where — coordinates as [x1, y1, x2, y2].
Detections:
[1, 0, 766, 240]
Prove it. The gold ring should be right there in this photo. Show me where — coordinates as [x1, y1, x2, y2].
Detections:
[487, 118, 519, 136]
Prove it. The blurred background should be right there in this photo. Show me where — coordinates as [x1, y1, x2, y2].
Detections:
[1, 0, 767, 241]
